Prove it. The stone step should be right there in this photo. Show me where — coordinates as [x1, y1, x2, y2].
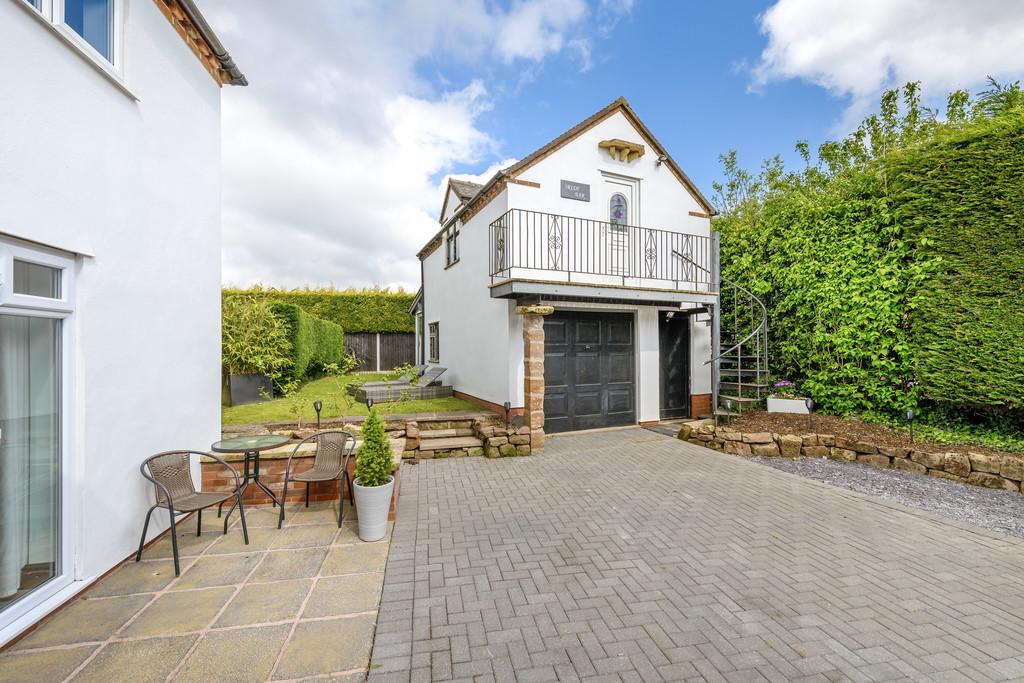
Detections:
[417, 436, 484, 450]
[416, 428, 474, 438]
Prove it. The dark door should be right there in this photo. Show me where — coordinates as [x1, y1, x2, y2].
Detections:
[659, 311, 690, 419]
[544, 311, 635, 433]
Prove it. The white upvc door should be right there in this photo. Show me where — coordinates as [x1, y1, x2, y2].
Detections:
[602, 173, 640, 277]
[0, 238, 77, 638]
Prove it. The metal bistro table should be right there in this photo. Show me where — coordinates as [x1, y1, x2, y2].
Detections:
[212, 434, 291, 529]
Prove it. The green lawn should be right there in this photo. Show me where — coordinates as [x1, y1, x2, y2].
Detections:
[222, 373, 480, 426]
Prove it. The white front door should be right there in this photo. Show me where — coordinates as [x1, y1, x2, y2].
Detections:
[603, 173, 640, 277]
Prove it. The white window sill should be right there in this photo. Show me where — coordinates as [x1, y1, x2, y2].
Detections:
[12, 0, 138, 101]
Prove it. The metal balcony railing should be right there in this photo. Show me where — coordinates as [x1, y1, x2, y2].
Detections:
[489, 208, 716, 291]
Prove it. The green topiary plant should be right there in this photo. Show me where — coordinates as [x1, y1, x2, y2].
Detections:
[354, 409, 393, 487]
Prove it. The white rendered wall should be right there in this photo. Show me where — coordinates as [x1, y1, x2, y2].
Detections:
[422, 191, 511, 406]
[503, 109, 714, 411]
[0, 0, 223, 631]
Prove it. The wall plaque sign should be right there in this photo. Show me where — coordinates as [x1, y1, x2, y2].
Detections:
[560, 180, 590, 202]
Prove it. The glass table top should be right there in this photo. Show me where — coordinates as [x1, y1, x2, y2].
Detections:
[211, 435, 291, 453]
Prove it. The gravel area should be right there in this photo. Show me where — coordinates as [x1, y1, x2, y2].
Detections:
[750, 455, 1024, 539]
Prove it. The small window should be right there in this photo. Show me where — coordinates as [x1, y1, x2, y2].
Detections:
[14, 260, 62, 299]
[445, 226, 460, 266]
[64, 0, 114, 61]
[609, 193, 628, 226]
[428, 322, 439, 363]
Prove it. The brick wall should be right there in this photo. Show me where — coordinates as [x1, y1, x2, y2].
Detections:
[201, 455, 399, 520]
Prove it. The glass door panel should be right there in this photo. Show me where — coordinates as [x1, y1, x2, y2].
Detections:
[0, 314, 61, 611]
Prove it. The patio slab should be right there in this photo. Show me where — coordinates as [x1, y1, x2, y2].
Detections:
[0, 499, 389, 682]
[369, 427, 1024, 682]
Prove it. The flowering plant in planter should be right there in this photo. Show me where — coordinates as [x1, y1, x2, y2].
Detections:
[771, 379, 801, 399]
[768, 379, 810, 414]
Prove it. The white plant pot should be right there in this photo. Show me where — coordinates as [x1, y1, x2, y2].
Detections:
[767, 397, 809, 414]
[353, 476, 395, 542]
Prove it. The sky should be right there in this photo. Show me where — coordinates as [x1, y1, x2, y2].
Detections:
[206, 0, 1024, 292]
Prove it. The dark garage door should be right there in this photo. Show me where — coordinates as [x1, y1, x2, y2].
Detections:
[544, 311, 635, 433]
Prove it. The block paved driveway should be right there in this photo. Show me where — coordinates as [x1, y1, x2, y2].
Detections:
[369, 427, 1024, 682]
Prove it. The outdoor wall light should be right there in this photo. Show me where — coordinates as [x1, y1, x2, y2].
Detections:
[313, 400, 323, 429]
[906, 408, 915, 442]
[656, 154, 668, 166]
[503, 401, 512, 429]
[804, 397, 814, 432]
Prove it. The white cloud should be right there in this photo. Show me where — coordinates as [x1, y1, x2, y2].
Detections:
[752, 0, 1024, 123]
[209, 0, 614, 290]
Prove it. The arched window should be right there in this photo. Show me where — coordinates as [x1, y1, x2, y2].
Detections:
[609, 193, 628, 225]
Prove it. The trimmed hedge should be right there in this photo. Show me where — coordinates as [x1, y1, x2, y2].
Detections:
[890, 111, 1024, 413]
[270, 302, 345, 385]
[715, 82, 1024, 421]
[224, 287, 415, 334]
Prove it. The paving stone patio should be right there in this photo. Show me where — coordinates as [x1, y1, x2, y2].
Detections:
[369, 427, 1024, 682]
[0, 501, 390, 682]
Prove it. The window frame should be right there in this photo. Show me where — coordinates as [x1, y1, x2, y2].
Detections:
[0, 242, 76, 313]
[16, 0, 129, 92]
[445, 223, 460, 268]
[428, 322, 440, 363]
[0, 236, 79, 643]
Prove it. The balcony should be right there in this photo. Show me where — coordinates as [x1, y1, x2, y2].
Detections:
[488, 209, 718, 304]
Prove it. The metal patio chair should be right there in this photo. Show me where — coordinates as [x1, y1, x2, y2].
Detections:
[278, 430, 355, 529]
[136, 450, 248, 576]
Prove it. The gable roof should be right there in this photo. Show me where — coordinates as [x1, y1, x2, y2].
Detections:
[505, 96, 714, 214]
[438, 178, 484, 224]
[450, 179, 483, 201]
[418, 96, 716, 260]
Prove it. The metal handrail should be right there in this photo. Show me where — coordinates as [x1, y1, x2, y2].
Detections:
[489, 208, 715, 290]
[706, 274, 768, 365]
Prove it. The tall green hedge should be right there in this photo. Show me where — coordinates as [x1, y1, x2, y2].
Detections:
[715, 81, 1024, 420]
[224, 287, 415, 334]
[890, 112, 1024, 413]
[270, 302, 345, 385]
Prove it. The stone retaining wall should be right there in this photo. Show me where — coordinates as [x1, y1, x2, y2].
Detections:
[682, 423, 1024, 494]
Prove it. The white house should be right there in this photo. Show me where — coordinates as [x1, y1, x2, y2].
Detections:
[415, 98, 727, 445]
[0, 0, 243, 644]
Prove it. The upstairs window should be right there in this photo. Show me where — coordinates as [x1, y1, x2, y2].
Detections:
[20, 0, 120, 72]
[428, 322, 439, 363]
[65, 0, 114, 61]
[445, 225, 460, 267]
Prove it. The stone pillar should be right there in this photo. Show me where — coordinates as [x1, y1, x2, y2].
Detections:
[518, 305, 554, 452]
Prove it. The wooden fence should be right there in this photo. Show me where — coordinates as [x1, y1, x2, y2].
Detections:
[345, 333, 416, 372]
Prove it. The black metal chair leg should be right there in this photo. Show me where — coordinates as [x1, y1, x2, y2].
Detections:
[136, 505, 157, 562]
[237, 493, 249, 545]
[197, 509, 202, 537]
[168, 508, 181, 576]
[278, 475, 289, 529]
[217, 501, 223, 518]
[305, 482, 310, 508]
[345, 471, 354, 503]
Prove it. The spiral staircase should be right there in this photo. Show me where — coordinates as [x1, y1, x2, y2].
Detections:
[711, 277, 769, 419]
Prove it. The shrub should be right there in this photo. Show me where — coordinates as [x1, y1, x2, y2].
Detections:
[221, 295, 291, 380]
[354, 409, 393, 487]
[715, 80, 1024, 424]
[271, 302, 345, 389]
[224, 286, 415, 333]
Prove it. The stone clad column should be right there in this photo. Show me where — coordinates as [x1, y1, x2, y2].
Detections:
[517, 305, 554, 452]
